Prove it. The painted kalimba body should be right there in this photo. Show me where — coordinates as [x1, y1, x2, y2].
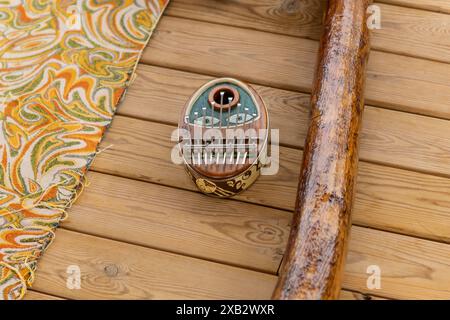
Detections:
[178, 78, 269, 197]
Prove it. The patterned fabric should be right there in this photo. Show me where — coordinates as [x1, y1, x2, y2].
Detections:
[0, 0, 168, 300]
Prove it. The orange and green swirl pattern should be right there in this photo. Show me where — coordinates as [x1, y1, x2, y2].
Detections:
[0, 0, 168, 300]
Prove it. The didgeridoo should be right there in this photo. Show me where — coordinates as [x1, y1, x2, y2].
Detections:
[273, 0, 372, 300]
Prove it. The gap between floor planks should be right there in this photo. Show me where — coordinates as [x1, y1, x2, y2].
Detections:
[88, 114, 450, 245]
[163, 0, 450, 64]
[112, 64, 450, 244]
[121, 64, 450, 179]
[31, 1, 450, 295]
[377, 0, 450, 14]
[42, 114, 450, 298]
[23, 290, 65, 300]
[32, 92, 450, 296]
[32, 228, 387, 300]
[32, 225, 450, 299]
[25, 287, 386, 300]
[142, 15, 450, 120]
[62, 165, 450, 281]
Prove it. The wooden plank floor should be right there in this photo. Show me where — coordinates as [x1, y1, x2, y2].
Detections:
[30, 0, 450, 300]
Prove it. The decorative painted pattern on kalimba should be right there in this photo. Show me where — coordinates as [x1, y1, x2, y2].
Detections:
[178, 78, 269, 197]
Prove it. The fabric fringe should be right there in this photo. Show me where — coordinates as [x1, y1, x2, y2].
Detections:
[0, 0, 170, 300]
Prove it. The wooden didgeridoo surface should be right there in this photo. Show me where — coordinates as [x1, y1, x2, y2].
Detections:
[273, 0, 372, 300]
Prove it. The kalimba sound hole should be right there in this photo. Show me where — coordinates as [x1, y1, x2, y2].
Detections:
[214, 89, 234, 105]
[208, 85, 240, 110]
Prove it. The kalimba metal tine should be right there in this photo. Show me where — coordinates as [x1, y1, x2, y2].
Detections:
[194, 111, 198, 126]
[236, 103, 241, 128]
[210, 101, 215, 128]
[219, 91, 224, 129]
[243, 107, 249, 131]
[227, 97, 232, 128]
[202, 107, 207, 126]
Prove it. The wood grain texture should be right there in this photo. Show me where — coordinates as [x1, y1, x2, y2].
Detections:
[166, 0, 325, 40]
[62, 163, 450, 276]
[32, 229, 278, 300]
[56, 169, 450, 299]
[273, 0, 372, 300]
[64, 171, 289, 273]
[339, 290, 386, 300]
[24, 283, 366, 301]
[143, 16, 450, 119]
[165, 0, 450, 64]
[122, 65, 450, 177]
[23, 291, 63, 300]
[32, 217, 450, 299]
[15, 0, 450, 301]
[378, 0, 450, 14]
[344, 227, 450, 300]
[89, 117, 450, 244]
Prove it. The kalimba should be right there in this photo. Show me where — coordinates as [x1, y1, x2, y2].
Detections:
[178, 78, 269, 198]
